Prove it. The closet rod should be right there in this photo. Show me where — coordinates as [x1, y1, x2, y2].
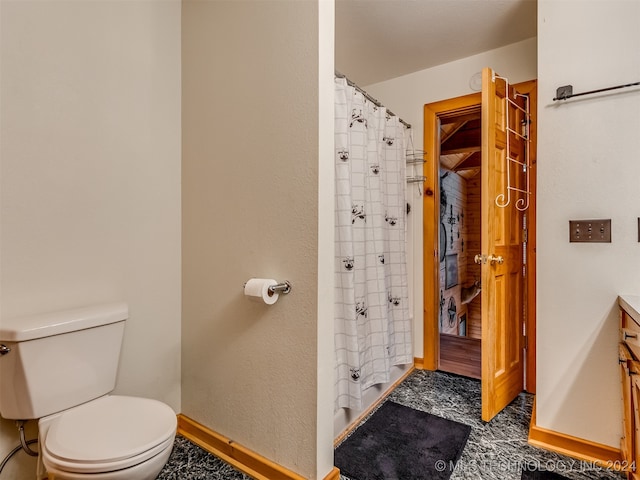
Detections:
[553, 81, 640, 101]
[335, 70, 411, 129]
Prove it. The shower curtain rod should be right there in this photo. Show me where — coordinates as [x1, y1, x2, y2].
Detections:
[335, 70, 411, 129]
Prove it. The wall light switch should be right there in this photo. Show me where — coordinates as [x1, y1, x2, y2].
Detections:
[569, 219, 611, 243]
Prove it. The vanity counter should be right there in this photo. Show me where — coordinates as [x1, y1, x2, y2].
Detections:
[618, 295, 640, 477]
[619, 295, 640, 327]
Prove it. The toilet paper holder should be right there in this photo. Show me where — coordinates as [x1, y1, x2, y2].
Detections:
[268, 280, 292, 295]
[242, 280, 292, 295]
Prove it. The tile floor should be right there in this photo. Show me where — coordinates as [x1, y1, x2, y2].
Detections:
[157, 436, 251, 480]
[157, 370, 625, 480]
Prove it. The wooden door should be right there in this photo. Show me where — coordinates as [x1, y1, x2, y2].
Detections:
[480, 67, 526, 422]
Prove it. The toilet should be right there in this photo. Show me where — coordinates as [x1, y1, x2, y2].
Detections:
[0, 303, 177, 480]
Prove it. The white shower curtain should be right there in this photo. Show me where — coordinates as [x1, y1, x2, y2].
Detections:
[334, 77, 412, 410]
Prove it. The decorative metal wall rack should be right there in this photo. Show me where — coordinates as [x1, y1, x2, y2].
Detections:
[495, 74, 531, 212]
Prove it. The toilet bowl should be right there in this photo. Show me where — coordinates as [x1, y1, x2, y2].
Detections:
[0, 303, 177, 479]
[38, 395, 176, 480]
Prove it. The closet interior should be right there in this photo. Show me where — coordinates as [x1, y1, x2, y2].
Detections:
[437, 106, 482, 379]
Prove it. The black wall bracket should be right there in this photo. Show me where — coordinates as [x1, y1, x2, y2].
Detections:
[555, 85, 573, 100]
[553, 81, 640, 101]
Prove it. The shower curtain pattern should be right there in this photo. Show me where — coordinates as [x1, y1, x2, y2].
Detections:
[334, 77, 412, 410]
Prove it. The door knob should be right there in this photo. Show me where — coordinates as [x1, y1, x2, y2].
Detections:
[487, 254, 504, 265]
[475, 254, 503, 265]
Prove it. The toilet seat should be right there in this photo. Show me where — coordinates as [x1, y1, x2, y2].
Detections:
[42, 395, 176, 474]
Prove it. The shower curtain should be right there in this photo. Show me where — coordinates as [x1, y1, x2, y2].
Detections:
[334, 77, 412, 410]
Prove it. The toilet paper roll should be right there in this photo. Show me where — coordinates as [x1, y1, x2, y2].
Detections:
[244, 278, 279, 305]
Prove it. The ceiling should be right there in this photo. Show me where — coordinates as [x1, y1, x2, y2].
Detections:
[439, 109, 482, 178]
[335, 0, 537, 86]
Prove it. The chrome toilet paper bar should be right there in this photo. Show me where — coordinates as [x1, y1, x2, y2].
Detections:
[268, 281, 292, 295]
[242, 280, 292, 295]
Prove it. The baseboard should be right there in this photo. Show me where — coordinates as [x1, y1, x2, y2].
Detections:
[177, 414, 339, 480]
[528, 400, 622, 469]
[322, 466, 341, 480]
[414, 357, 425, 369]
[334, 365, 416, 446]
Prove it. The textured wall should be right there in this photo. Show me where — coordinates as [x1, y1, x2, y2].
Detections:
[0, 1, 182, 478]
[181, 1, 322, 477]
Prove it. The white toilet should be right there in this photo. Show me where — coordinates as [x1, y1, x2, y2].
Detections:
[0, 303, 177, 480]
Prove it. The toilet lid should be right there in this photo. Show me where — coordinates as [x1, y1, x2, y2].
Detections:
[44, 395, 176, 470]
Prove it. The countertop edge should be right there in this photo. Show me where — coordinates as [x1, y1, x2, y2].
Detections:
[619, 295, 640, 326]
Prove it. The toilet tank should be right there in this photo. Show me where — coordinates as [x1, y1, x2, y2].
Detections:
[0, 303, 128, 420]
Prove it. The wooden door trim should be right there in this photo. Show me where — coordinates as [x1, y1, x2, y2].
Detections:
[516, 79, 537, 394]
[423, 93, 481, 370]
[422, 81, 537, 393]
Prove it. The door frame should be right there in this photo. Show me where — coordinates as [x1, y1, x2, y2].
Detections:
[422, 80, 537, 393]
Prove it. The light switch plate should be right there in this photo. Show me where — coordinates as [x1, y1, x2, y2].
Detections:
[569, 219, 611, 243]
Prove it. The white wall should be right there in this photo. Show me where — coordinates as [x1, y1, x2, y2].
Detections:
[536, 0, 640, 447]
[0, 2, 182, 478]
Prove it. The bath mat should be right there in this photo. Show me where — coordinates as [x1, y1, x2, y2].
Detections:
[521, 467, 570, 480]
[334, 401, 471, 480]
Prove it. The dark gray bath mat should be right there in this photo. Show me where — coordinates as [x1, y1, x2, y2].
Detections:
[334, 401, 471, 480]
[521, 467, 570, 480]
